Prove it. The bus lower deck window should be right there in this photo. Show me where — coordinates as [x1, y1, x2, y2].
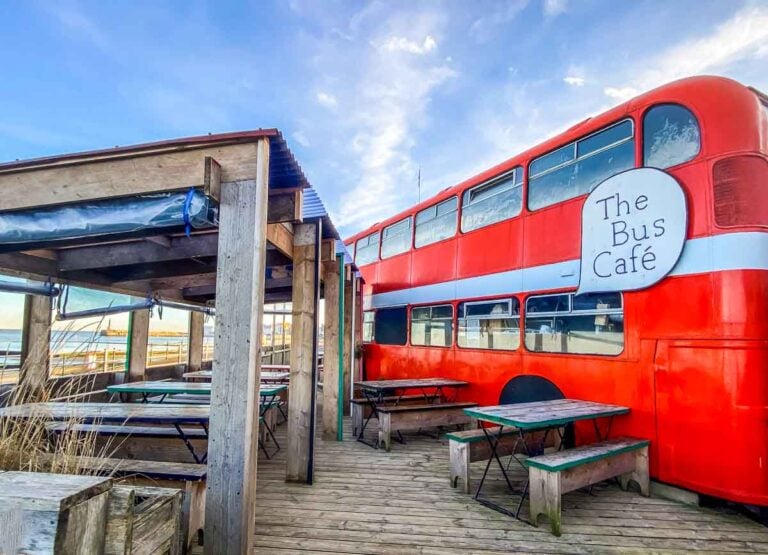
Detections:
[524, 292, 624, 355]
[457, 298, 520, 350]
[374, 306, 407, 345]
[411, 304, 453, 347]
[362, 311, 375, 342]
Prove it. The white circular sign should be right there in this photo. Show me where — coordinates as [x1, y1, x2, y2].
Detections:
[577, 167, 687, 295]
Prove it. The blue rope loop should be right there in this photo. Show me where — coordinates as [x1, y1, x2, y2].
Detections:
[182, 188, 196, 237]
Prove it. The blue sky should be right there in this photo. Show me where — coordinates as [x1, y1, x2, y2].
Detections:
[0, 0, 767, 242]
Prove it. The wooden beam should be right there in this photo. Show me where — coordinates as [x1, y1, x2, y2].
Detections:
[322, 257, 340, 441]
[321, 239, 336, 262]
[144, 235, 172, 248]
[19, 294, 52, 397]
[204, 138, 270, 554]
[58, 234, 220, 272]
[0, 252, 58, 281]
[266, 223, 293, 259]
[286, 221, 320, 483]
[116, 271, 217, 294]
[187, 311, 205, 373]
[203, 156, 222, 203]
[267, 190, 302, 223]
[0, 142, 261, 212]
[127, 309, 150, 382]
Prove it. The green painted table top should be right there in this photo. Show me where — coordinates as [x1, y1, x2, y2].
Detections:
[107, 381, 287, 397]
[464, 399, 629, 430]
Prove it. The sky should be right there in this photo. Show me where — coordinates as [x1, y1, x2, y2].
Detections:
[0, 0, 767, 328]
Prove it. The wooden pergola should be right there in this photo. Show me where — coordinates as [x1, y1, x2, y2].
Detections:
[0, 130, 357, 554]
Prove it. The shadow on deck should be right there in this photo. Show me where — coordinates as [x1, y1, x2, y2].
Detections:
[248, 418, 768, 554]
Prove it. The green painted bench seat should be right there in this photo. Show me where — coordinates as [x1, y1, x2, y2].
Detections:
[444, 426, 518, 443]
[526, 437, 650, 536]
[526, 437, 649, 471]
[447, 425, 560, 494]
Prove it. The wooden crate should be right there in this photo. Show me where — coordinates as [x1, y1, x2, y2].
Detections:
[105, 485, 184, 555]
[0, 471, 112, 554]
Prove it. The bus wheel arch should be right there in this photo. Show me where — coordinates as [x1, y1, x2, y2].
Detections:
[499, 375, 574, 448]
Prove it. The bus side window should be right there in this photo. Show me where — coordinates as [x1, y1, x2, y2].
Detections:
[374, 306, 407, 345]
[524, 292, 624, 355]
[362, 311, 375, 343]
[355, 232, 380, 265]
[380, 217, 412, 259]
[457, 298, 520, 350]
[415, 197, 457, 248]
[411, 304, 453, 347]
[528, 120, 635, 211]
[643, 104, 701, 169]
[461, 167, 523, 233]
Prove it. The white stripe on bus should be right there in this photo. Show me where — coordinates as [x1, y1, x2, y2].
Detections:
[367, 231, 768, 309]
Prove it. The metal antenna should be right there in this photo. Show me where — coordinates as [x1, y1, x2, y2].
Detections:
[418, 167, 422, 203]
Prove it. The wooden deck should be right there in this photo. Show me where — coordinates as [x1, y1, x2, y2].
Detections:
[243, 419, 768, 554]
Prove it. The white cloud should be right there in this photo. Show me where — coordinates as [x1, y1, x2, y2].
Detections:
[604, 5, 768, 101]
[603, 86, 638, 101]
[44, 3, 109, 50]
[543, 0, 568, 17]
[564, 75, 585, 87]
[292, 130, 310, 148]
[378, 35, 438, 55]
[470, 0, 528, 42]
[316, 91, 338, 108]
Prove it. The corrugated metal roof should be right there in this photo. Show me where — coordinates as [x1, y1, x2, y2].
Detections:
[302, 187, 342, 242]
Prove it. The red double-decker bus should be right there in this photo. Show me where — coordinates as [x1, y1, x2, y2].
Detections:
[345, 76, 768, 508]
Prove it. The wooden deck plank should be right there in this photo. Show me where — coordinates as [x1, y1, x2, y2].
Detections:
[246, 418, 767, 554]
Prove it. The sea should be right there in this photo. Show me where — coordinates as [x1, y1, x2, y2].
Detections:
[0, 328, 190, 367]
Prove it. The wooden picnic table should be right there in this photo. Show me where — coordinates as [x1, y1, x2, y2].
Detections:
[464, 398, 630, 520]
[106, 381, 286, 403]
[182, 370, 290, 382]
[355, 378, 469, 447]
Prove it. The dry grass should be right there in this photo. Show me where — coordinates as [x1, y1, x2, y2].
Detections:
[0, 317, 121, 476]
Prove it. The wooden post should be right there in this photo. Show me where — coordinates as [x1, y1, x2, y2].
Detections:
[127, 309, 150, 382]
[204, 138, 270, 554]
[19, 294, 52, 396]
[187, 311, 204, 372]
[321, 255, 340, 440]
[286, 222, 320, 482]
[342, 271, 354, 416]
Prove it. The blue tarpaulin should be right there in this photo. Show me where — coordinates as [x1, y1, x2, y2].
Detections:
[0, 190, 217, 245]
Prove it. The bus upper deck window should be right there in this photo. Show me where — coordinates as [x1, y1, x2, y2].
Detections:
[415, 197, 457, 248]
[380, 217, 412, 259]
[528, 120, 634, 211]
[355, 232, 380, 265]
[461, 167, 523, 233]
[643, 104, 700, 169]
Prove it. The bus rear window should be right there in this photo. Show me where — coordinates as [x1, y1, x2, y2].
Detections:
[528, 120, 635, 211]
[643, 104, 700, 169]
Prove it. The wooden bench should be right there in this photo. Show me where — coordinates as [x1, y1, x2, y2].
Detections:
[73, 455, 207, 553]
[350, 394, 426, 436]
[526, 437, 650, 536]
[376, 402, 478, 451]
[445, 426, 562, 494]
[46, 423, 208, 464]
